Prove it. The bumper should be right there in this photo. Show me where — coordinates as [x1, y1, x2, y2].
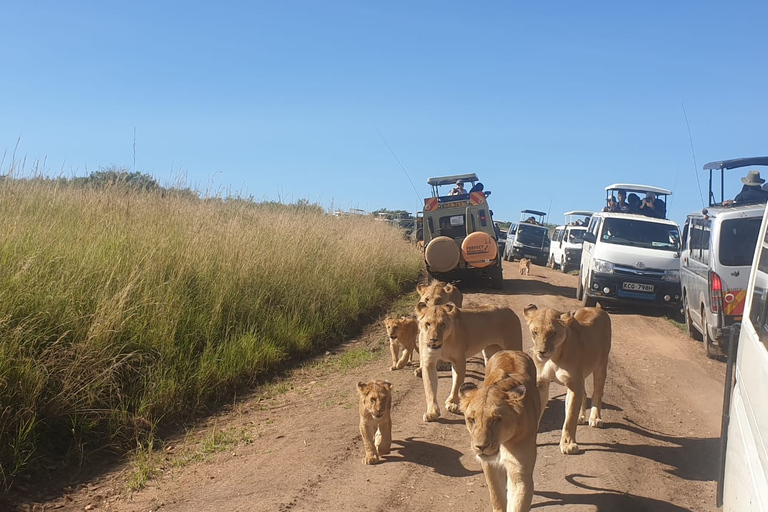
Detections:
[512, 245, 547, 261]
[564, 249, 582, 264]
[585, 272, 682, 307]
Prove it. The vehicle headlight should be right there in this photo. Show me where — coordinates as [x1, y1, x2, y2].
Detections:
[593, 259, 614, 274]
[663, 270, 680, 281]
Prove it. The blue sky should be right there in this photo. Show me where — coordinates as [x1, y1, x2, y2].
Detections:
[1, 1, 766, 226]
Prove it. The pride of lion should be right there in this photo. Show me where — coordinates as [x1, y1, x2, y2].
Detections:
[355, 279, 612, 512]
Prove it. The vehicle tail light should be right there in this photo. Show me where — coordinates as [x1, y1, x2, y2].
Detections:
[479, 209, 487, 227]
[709, 271, 723, 314]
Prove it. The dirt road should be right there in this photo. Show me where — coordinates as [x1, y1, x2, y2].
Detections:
[19, 261, 726, 512]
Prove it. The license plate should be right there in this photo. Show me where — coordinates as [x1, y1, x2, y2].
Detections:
[622, 282, 654, 293]
[440, 201, 468, 209]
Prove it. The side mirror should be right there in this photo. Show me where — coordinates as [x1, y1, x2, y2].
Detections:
[582, 232, 596, 244]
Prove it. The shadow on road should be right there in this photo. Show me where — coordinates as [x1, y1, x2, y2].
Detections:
[538, 395, 623, 435]
[388, 437, 481, 478]
[533, 474, 695, 511]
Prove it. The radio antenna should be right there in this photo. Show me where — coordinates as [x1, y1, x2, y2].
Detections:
[682, 103, 705, 208]
[374, 124, 422, 206]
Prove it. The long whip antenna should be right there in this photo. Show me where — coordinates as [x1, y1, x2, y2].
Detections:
[374, 125, 422, 206]
[682, 103, 705, 208]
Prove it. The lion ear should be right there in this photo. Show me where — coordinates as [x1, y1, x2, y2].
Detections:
[523, 303, 538, 319]
[382, 381, 393, 391]
[416, 301, 428, 315]
[357, 381, 369, 395]
[507, 383, 527, 400]
[444, 283, 455, 293]
[416, 283, 427, 295]
[443, 302, 457, 314]
[558, 311, 574, 327]
[459, 381, 478, 399]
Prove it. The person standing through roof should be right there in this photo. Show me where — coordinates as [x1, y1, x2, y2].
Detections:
[639, 192, 666, 218]
[734, 170, 768, 205]
[449, 179, 466, 196]
[617, 189, 630, 211]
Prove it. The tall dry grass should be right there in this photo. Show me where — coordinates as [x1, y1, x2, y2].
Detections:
[0, 179, 421, 483]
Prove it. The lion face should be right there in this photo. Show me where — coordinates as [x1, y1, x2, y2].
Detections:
[415, 302, 457, 350]
[459, 380, 528, 461]
[384, 316, 410, 340]
[357, 380, 392, 420]
[416, 281, 459, 307]
[523, 304, 569, 361]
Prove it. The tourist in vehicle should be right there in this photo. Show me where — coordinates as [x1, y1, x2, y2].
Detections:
[617, 189, 630, 211]
[733, 170, 768, 205]
[639, 192, 666, 218]
[603, 195, 619, 212]
[448, 180, 466, 196]
[626, 193, 641, 213]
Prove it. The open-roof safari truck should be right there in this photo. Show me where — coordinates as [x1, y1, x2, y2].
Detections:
[681, 157, 768, 358]
[503, 209, 551, 265]
[549, 210, 591, 273]
[421, 173, 503, 289]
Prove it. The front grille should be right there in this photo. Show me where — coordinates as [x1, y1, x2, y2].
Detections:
[613, 265, 665, 279]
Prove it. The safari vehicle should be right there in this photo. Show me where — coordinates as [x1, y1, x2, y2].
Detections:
[421, 173, 503, 289]
[578, 184, 681, 310]
[717, 199, 768, 511]
[503, 210, 550, 265]
[681, 157, 768, 358]
[548, 210, 591, 273]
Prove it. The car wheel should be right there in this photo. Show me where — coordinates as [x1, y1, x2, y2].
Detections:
[560, 256, 568, 273]
[576, 271, 584, 300]
[581, 273, 597, 307]
[547, 255, 553, 268]
[683, 293, 702, 341]
[702, 318, 722, 359]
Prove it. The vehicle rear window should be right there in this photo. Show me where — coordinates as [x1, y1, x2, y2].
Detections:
[517, 224, 546, 245]
[719, 217, 763, 266]
[600, 218, 680, 251]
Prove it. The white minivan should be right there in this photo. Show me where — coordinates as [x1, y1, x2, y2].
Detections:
[717, 200, 768, 511]
[548, 210, 591, 273]
[681, 157, 768, 359]
[578, 184, 682, 311]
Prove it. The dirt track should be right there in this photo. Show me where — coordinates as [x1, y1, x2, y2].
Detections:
[18, 261, 727, 512]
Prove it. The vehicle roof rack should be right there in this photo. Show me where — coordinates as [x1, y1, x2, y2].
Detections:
[521, 209, 547, 216]
[426, 173, 479, 187]
[605, 183, 672, 196]
[703, 157, 768, 170]
[564, 210, 592, 217]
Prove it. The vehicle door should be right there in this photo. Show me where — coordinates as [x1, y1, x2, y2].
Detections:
[505, 223, 518, 255]
[551, 227, 563, 262]
[685, 218, 711, 331]
[581, 215, 601, 277]
[720, 211, 768, 510]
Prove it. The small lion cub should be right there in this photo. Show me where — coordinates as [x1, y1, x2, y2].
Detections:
[519, 258, 531, 275]
[357, 380, 393, 465]
[384, 316, 419, 371]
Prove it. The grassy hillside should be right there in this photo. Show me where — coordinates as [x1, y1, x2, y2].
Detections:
[0, 178, 422, 484]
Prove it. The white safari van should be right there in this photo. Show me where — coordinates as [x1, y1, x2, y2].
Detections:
[717, 200, 768, 511]
[549, 210, 591, 273]
[681, 157, 768, 359]
[578, 184, 681, 310]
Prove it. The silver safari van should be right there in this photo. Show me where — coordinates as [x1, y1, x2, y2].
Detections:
[681, 157, 768, 358]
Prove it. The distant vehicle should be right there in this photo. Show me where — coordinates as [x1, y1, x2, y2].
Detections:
[681, 157, 768, 358]
[579, 184, 681, 311]
[549, 210, 591, 273]
[420, 173, 503, 289]
[494, 222, 507, 258]
[503, 210, 550, 265]
[717, 198, 768, 511]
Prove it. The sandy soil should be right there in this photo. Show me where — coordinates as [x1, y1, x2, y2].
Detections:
[13, 261, 727, 512]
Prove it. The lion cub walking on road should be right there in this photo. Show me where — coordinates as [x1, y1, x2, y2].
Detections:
[460, 351, 541, 512]
[415, 302, 523, 422]
[357, 380, 393, 465]
[384, 316, 419, 371]
[519, 258, 531, 275]
[523, 304, 611, 455]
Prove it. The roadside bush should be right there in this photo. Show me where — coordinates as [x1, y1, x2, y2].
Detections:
[0, 179, 421, 484]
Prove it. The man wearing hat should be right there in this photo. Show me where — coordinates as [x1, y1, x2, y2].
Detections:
[449, 179, 466, 196]
[734, 170, 768, 205]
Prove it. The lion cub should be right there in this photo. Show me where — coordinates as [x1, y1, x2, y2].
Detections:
[416, 280, 463, 307]
[523, 304, 612, 455]
[384, 316, 419, 371]
[519, 258, 531, 275]
[460, 351, 541, 512]
[357, 380, 393, 465]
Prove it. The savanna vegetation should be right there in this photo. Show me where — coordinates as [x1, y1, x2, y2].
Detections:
[0, 170, 422, 486]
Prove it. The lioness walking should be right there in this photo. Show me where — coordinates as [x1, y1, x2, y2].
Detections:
[523, 304, 611, 455]
[415, 302, 523, 422]
[460, 350, 541, 512]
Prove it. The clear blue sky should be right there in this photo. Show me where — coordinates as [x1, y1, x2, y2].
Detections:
[2, 1, 766, 226]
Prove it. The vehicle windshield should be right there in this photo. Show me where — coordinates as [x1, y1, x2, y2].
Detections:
[600, 218, 680, 251]
[720, 217, 762, 266]
[517, 223, 547, 246]
[567, 227, 587, 242]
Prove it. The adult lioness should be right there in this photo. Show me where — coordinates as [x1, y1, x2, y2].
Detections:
[416, 280, 463, 307]
[460, 351, 541, 512]
[415, 302, 523, 422]
[523, 304, 611, 455]
[384, 316, 419, 371]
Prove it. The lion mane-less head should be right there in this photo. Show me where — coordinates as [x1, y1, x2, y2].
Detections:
[384, 316, 413, 340]
[416, 281, 462, 307]
[459, 372, 529, 460]
[357, 380, 392, 419]
[415, 301, 459, 350]
[523, 304, 574, 361]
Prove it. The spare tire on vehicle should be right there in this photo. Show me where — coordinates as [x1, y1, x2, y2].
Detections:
[461, 232, 498, 268]
[425, 236, 461, 272]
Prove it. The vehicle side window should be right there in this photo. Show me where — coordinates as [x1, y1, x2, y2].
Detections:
[589, 217, 602, 238]
[681, 222, 690, 251]
[748, 233, 768, 349]
[690, 220, 711, 263]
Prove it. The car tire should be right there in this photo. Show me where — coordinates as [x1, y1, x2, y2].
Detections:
[560, 256, 568, 273]
[683, 293, 702, 341]
[490, 267, 504, 290]
[576, 271, 584, 300]
[703, 318, 722, 359]
[581, 273, 597, 307]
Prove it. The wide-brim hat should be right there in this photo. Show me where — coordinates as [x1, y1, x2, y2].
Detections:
[742, 170, 765, 185]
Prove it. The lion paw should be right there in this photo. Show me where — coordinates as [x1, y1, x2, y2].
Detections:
[446, 402, 462, 414]
[560, 441, 580, 455]
[589, 417, 603, 428]
[423, 409, 440, 422]
[362, 454, 379, 465]
[390, 365, 397, 371]
[413, 368, 422, 378]
[578, 414, 587, 425]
